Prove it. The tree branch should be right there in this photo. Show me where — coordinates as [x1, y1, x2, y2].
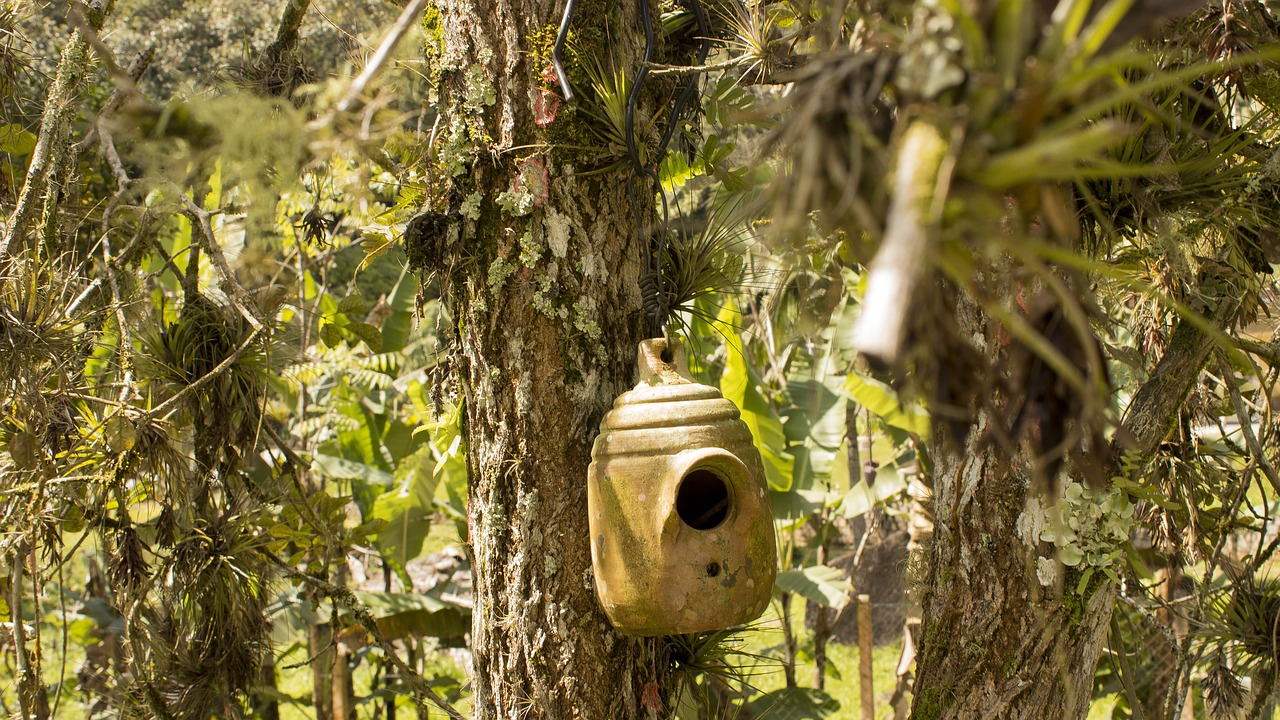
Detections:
[1116, 296, 1240, 462]
[263, 0, 312, 60]
[853, 119, 953, 366]
[1, 0, 118, 264]
[72, 47, 154, 157]
[1218, 355, 1280, 495]
[179, 194, 264, 331]
[260, 423, 339, 549]
[334, 0, 432, 114]
[644, 56, 756, 77]
[11, 546, 33, 720]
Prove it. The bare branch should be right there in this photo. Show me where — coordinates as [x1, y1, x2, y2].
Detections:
[179, 194, 264, 331]
[1218, 355, 1280, 495]
[644, 56, 755, 77]
[72, 47, 155, 157]
[1116, 297, 1240, 462]
[101, 230, 137, 405]
[264, 0, 312, 59]
[1, 0, 119, 264]
[335, 0, 432, 114]
[261, 423, 340, 549]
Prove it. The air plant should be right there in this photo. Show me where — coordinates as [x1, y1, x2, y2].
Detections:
[151, 509, 274, 719]
[661, 198, 751, 335]
[575, 49, 644, 172]
[712, 0, 786, 83]
[666, 624, 779, 718]
[135, 293, 276, 457]
[1203, 657, 1248, 720]
[1206, 576, 1280, 680]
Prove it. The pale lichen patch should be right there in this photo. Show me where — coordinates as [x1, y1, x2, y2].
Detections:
[461, 191, 483, 220]
[1017, 496, 1046, 547]
[1035, 556, 1057, 587]
[572, 368, 602, 406]
[516, 370, 534, 415]
[546, 209, 571, 259]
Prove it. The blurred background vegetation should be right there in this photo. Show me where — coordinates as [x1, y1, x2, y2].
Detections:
[2, 0, 1280, 718]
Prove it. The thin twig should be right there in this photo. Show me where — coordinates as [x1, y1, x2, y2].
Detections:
[335, 0, 433, 114]
[178, 194, 263, 330]
[11, 546, 32, 720]
[644, 56, 754, 77]
[64, 217, 152, 317]
[72, 47, 154, 157]
[101, 230, 137, 404]
[1218, 355, 1280, 495]
[97, 124, 131, 189]
[264, 554, 467, 720]
[261, 423, 339, 548]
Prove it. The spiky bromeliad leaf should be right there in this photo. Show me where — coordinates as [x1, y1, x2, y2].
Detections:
[148, 510, 274, 719]
[1203, 658, 1247, 720]
[574, 50, 636, 171]
[136, 293, 275, 448]
[1206, 576, 1280, 678]
[660, 204, 748, 330]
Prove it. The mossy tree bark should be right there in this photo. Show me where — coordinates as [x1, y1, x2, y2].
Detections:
[421, 0, 672, 718]
[911, 422, 1115, 719]
[910, 287, 1248, 720]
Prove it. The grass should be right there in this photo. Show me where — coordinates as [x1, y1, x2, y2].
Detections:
[734, 598, 905, 719]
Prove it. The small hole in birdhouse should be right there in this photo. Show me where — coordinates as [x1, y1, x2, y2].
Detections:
[660, 345, 673, 363]
[706, 562, 721, 577]
[676, 468, 730, 530]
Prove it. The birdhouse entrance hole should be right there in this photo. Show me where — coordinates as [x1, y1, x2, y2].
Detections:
[676, 468, 731, 530]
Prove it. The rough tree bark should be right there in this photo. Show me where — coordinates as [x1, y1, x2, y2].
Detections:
[911, 417, 1116, 719]
[420, 0, 673, 718]
[910, 289, 1247, 719]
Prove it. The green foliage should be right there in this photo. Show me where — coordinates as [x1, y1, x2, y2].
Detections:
[774, 565, 852, 610]
[6, 0, 1280, 716]
[716, 300, 794, 491]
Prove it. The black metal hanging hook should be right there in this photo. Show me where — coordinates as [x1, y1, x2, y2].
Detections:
[551, 0, 577, 101]
[552, 0, 711, 340]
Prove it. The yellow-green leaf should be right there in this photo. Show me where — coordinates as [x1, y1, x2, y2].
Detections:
[346, 322, 384, 353]
[0, 124, 36, 155]
[319, 322, 343, 349]
[844, 373, 930, 438]
[9, 431, 38, 469]
[716, 301, 793, 491]
[104, 416, 137, 454]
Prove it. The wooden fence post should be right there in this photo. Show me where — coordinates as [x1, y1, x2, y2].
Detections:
[859, 593, 874, 720]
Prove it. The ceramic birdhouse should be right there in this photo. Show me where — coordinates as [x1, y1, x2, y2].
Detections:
[587, 338, 776, 636]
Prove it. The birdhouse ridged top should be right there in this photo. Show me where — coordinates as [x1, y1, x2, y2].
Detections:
[587, 338, 777, 636]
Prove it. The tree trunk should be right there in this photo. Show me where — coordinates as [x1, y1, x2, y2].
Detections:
[911, 424, 1114, 720]
[910, 280, 1243, 719]
[422, 0, 672, 717]
[309, 623, 334, 720]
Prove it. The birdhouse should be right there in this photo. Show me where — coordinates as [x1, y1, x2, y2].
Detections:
[587, 338, 776, 636]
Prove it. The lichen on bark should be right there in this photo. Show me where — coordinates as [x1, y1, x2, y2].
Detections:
[413, 0, 674, 717]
